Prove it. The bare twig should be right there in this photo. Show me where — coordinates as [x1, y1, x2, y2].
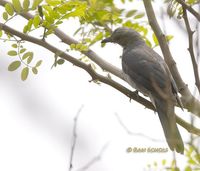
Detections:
[143, 0, 200, 117]
[115, 113, 163, 142]
[182, 5, 200, 94]
[76, 142, 109, 171]
[69, 105, 84, 171]
[175, 0, 200, 22]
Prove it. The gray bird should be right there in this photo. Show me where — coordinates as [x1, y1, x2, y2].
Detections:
[101, 27, 184, 154]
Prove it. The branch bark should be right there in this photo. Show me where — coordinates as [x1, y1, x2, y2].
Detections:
[143, 0, 200, 117]
[176, 0, 200, 22]
[182, 3, 200, 94]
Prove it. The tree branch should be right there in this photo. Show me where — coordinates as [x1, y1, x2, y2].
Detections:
[76, 142, 109, 171]
[176, 0, 200, 22]
[69, 105, 84, 171]
[0, 22, 199, 136]
[143, 0, 200, 117]
[182, 3, 200, 94]
[115, 113, 164, 142]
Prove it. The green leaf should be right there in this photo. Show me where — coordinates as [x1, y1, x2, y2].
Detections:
[20, 48, 26, 53]
[76, 43, 82, 49]
[126, 10, 137, 18]
[8, 50, 17, 56]
[3, 12, 8, 20]
[45, 28, 54, 36]
[8, 61, 21, 71]
[188, 158, 197, 165]
[152, 33, 159, 46]
[12, 0, 22, 13]
[194, 154, 200, 163]
[65, 4, 86, 18]
[166, 35, 174, 42]
[12, 44, 18, 48]
[167, 4, 176, 18]
[0, 30, 3, 37]
[22, 52, 33, 60]
[145, 38, 152, 48]
[162, 159, 166, 166]
[184, 166, 192, 171]
[45, 0, 61, 6]
[57, 59, 65, 65]
[80, 45, 88, 51]
[70, 44, 76, 49]
[35, 60, 42, 67]
[27, 55, 33, 64]
[32, 67, 38, 74]
[21, 67, 29, 81]
[33, 15, 41, 28]
[23, 0, 30, 11]
[23, 25, 28, 33]
[27, 19, 33, 31]
[5, 3, 14, 16]
[32, 0, 43, 10]
[134, 13, 145, 19]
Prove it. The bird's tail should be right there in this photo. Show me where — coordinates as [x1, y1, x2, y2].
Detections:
[154, 98, 184, 154]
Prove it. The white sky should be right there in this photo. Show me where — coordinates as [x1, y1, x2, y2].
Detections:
[0, 0, 199, 171]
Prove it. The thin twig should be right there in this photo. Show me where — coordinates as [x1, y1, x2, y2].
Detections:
[176, 0, 200, 22]
[115, 113, 163, 142]
[69, 105, 84, 171]
[76, 142, 109, 171]
[182, 4, 200, 94]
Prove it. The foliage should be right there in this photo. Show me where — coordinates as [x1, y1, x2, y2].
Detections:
[145, 144, 200, 171]
[0, 0, 170, 81]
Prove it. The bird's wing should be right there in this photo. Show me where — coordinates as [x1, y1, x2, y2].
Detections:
[122, 46, 171, 97]
[151, 49, 184, 109]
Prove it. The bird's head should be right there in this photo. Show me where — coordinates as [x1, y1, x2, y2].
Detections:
[101, 27, 144, 47]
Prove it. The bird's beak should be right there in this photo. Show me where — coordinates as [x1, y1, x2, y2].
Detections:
[101, 37, 112, 44]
